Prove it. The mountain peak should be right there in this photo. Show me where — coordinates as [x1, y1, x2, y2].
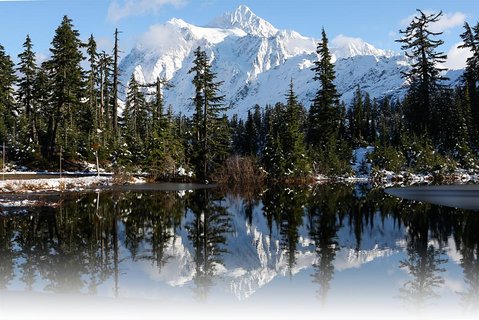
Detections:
[208, 5, 278, 37]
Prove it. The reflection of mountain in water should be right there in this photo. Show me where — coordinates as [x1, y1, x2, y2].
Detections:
[133, 194, 404, 300]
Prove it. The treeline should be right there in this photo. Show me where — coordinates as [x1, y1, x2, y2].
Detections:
[0, 11, 479, 182]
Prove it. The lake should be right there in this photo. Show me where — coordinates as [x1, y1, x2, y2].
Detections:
[0, 183, 478, 320]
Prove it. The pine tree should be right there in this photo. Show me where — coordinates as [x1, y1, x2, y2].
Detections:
[112, 28, 121, 142]
[262, 104, 285, 177]
[34, 64, 52, 158]
[188, 47, 228, 181]
[17, 35, 38, 147]
[244, 110, 258, 155]
[307, 28, 340, 151]
[145, 79, 185, 180]
[45, 15, 85, 159]
[122, 74, 147, 164]
[396, 10, 448, 137]
[459, 22, 479, 139]
[85, 35, 100, 146]
[0, 43, 17, 145]
[348, 85, 364, 146]
[282, 79, 309, 175]
[98, 51, 114, 146]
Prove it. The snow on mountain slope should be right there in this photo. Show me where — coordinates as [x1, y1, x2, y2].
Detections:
[119, 5, 459, 117]
[331, 34, 395, 60]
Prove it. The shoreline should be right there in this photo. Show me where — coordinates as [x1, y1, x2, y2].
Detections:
[0, 170, 477, 194]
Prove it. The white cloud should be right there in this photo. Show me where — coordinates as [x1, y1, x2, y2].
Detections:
[400, 11, 466, 33]
[108, 0, 187, 22]
[137, 22, 183, 51]
[96, 37, 114, 52]
[444, 42, 472, 70]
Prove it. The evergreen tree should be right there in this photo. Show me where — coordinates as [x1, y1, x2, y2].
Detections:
[396, 10, 448, 137]
[85, 35, 100, 149]
[0, 43, 17, 145]
[45, 15, 85, 158]
[263, 125, 285, 177]
[146, 80, 185, 180]
[17, 35, 38, 147]
[112, 28, 120, 142]
[188, 47, 229, 181]
[363, 92, 373, 143]
[307, 29, 349, 175]
[244, 110, 258, 155]
[459, 22, 479, 141]
[348, 85, 364, 145]
[122, 74, 147, 164]
[252, 104, 263, 149]
[307, 28, 340, 151]
[282, 79, 309, 175]
[34, 64, 52, 158]
[98, 50, 114, 147]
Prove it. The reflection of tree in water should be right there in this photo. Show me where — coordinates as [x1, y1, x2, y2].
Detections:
[0, 202, 117, 294]
[307, 184, 351, 305]
[455, 212, 479, 312]
[186, 189, 232, 301]
[121, 191, 183, 271]
[0, 190, 186, 295]
[2, 183, 479, 311]
[398, 205, 447, 310]
[280, 188, 308, 276]
[0, 218, 17, 289]
[261, 186, 308, 276]
[34, 201, 117, 294]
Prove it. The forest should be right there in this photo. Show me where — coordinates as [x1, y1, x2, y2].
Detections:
[0, 10, 478, 183]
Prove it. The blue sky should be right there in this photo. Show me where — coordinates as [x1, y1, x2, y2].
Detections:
[0, 0, 477, 68]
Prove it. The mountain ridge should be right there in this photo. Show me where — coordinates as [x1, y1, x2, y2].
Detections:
[119, 5, 461, 117]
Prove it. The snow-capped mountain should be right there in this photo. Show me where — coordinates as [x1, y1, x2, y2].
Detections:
[118, 5, 450, 116]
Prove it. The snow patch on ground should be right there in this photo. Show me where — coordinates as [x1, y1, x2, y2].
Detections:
[0, 176, 112, 193]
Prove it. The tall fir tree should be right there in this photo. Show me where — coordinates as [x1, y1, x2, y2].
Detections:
[282, 79, 309, 175]
[459, 22, 479, 144]
[45, 15, 85, 159]
[122, 74, 147, 164]
[306, 28, 349, 174]
[34, 64, 52, 158]
[98, 50, 114, 146]
[145, 79, 185, 180]
[85, 35, 100, 148]
[17, 35, 38, 148]
[263, 108, 285, 177]
[112, 28, 121, 142]
[396, 10, 448, 137]
[188, 47, 229, 181]
[307, 28, 340, 151]
[0, 43, 17, 145]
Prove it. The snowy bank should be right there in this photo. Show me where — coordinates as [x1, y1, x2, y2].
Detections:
[0, 176, 112, 193]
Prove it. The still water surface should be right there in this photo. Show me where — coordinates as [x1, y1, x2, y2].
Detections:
[0, 184, 478, 319]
